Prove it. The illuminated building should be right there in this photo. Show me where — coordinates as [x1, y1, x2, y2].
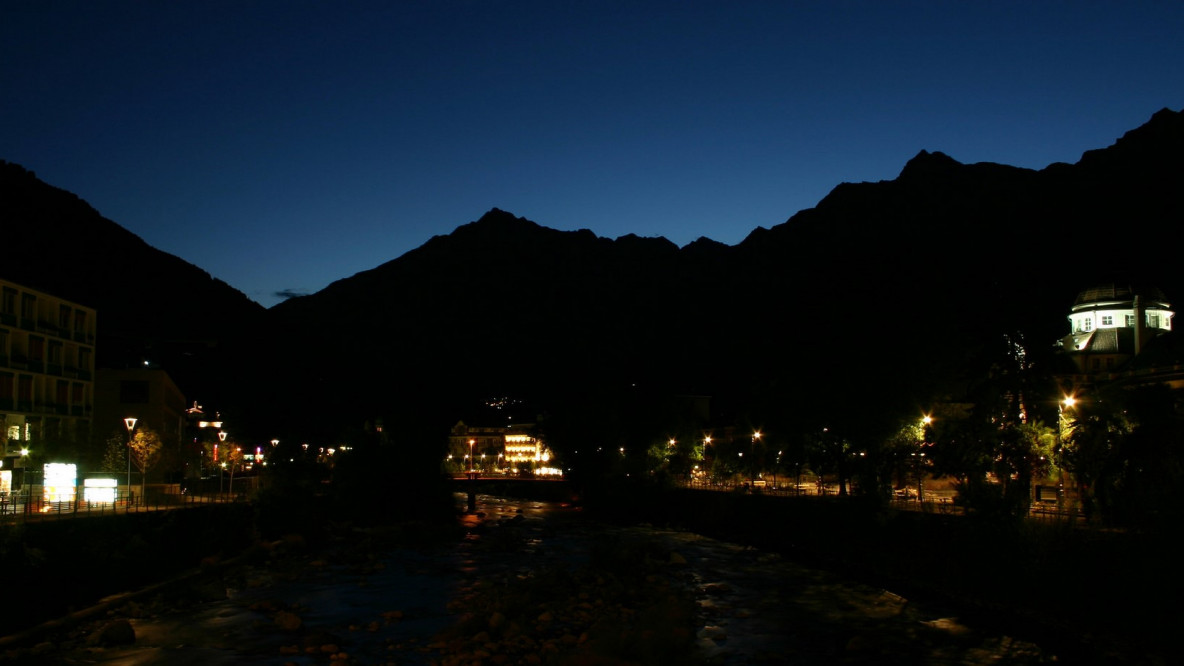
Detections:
[503, 429, 551, 466]
[448, 420, 553, 472]
[1054, 284, 1182, 391]
[0, 278, 96, 486]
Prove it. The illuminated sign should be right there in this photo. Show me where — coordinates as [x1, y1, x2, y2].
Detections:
[84, 478, 117, 504]
[43, 463, 77, 504]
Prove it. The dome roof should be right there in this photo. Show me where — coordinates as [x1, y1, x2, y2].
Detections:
[1073, 284, 1170, 309]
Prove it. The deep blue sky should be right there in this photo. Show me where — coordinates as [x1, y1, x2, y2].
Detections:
[3, 2, 1181, 308]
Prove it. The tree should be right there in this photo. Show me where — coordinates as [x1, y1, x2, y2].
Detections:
[1060, 385, 1184, 528]
[806, 426, 852, 495]
[100, 431, 127, 475]
[129, 427, 163, 500]
[866, 417, 928, 503]
[924, 332, 1060, 520]
[223, 443, 245, 495]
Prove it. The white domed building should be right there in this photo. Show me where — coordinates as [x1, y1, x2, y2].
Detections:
[1055, 284, 1184, 391]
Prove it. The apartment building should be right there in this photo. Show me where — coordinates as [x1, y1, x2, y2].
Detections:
[0, 278, 96, 489]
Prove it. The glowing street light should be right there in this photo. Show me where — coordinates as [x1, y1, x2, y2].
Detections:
[468, 439, 475, 474]
[124, 417, 137, 504]
[750, 430, 762, 483]
[218, 431, 228, 495]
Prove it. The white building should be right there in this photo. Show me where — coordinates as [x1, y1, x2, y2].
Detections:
[1057, 285, 1173, 373]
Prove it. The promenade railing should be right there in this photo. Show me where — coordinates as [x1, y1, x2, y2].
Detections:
[0, 481, 258, 523]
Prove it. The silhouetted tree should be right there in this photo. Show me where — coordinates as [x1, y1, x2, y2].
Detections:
[1062, 385, 1184, 528]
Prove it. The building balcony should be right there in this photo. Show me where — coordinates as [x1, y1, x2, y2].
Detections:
[0, 398, 11, 411]
[20, 318, 35, 331]
[0, 312, 15, 326]
[37, 320, 64, 337]
[46, 363, 62, 376]
[16, 400, 32, 412]
[25, 360, 43, 373]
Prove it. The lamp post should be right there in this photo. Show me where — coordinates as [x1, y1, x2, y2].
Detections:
[918, 416, 932, 504]
[229, 447, 240, 495]
[1058, 396, 1077, 515]
[751, 431, 762, 484]
[703, 435, 713, 483]
[218, 431, 228, 495]
[124, 417, 137, 506]
[468, 439, 475, 475]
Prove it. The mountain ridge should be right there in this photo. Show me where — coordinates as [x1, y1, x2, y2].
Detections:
[3, 107, 1182, 446]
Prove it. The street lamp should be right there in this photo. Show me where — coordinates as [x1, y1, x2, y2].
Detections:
[124, 417, 137, 504]
[703, 436, 713, 481]
[751, 431, 762, 483]
[468, 439, 475, 474]
[218, 431, 228, 495]
[230, 447, 241, 494]
[1058, 396, 1078, 513]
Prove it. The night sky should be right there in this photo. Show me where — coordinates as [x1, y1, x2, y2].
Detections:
[3, 2, 1181, 308]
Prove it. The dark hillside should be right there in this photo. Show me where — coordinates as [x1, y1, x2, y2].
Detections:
[0, 161, 265, 398]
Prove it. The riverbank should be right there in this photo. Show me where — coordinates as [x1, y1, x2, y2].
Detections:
[578, 480, 1178, 663]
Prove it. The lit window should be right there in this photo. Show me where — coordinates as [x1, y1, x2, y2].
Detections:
[1126, 314, 1135, 327]
[1101, 315, 1113, 326]
[1083, 318, 1093, 332]
[1149, 314, 1160, 328]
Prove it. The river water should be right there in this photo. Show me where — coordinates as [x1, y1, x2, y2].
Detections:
[9, 493, 1065, 665]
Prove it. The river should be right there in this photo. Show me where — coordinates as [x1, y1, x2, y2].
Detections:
[5, 493, 1065, 664]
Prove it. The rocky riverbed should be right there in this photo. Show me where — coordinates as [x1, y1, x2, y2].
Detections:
[0, 494, 1085, 664]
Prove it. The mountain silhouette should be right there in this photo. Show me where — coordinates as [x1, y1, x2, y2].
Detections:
[0, 161, 265, 403]
[3, 108, 1182, 449]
